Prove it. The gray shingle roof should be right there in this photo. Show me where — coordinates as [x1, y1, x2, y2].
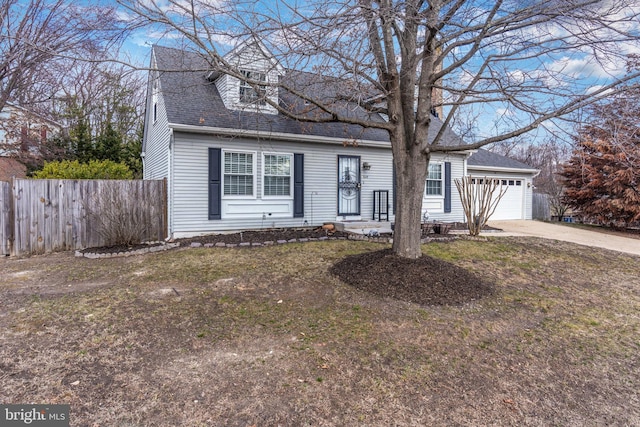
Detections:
[152, 45, 464, 146]
[467, 148, 536, 171]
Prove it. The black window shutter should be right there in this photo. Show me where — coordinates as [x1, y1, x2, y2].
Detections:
[444, 161, 452, 213]
[392, 165, 396, 215]
[208, 148, 222, 220]
[293, 153, 304, 218]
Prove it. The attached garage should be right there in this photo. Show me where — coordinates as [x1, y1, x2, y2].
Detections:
[467, 150, 539, 221]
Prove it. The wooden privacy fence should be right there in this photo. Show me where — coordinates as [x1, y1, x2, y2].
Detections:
[532, 192, 551, 221]
[0, 179, 167, 256]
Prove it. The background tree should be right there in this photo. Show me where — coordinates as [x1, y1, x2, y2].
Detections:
[1, 0, 143, 176]
[492, 139, 571, 220]
[0, 0, 124, 114]
[561, 87, 640, 227]
[59, 63, 145, 176]
[120, 0, 640, 258]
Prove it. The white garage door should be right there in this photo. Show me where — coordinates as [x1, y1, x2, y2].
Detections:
[472, 178, 524, 220]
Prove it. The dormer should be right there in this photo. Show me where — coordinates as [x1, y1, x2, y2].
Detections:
[209, 41, 283, 115]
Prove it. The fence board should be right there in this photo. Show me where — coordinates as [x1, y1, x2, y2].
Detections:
[0, 181, 12, 255]
[533, 192, 551, 221]
[10, 179, 167, 256]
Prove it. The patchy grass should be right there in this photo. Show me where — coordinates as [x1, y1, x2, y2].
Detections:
[1, 237, 639, 426]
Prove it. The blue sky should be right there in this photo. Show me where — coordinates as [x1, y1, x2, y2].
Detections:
[112, 0, 640, 145]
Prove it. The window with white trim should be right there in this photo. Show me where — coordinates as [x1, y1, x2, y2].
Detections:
[263, 153, 292, 197]
[152, 77, 158, 123]
[239, 70, 266, 105]
[425, 163, 443, 196]
[223, 151, 254, 196]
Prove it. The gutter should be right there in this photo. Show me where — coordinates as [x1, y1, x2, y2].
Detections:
[467, 165, 540, 174]
[168, 123, 392, 149]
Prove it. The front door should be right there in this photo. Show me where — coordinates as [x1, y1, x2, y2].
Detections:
[337, 155, 361, 216]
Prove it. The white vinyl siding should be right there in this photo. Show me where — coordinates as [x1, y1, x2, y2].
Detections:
[143, 65, 171, 180]
[422, 155, 466, 220]
[223, 151, 255, 197]
[263, 153, 292, 197]
[170, 133, 405, 236]
[167, 132, 471, 237]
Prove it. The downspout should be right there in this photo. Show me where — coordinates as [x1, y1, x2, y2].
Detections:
[140, 152, 146, 178]
[167, 129, 174, 240]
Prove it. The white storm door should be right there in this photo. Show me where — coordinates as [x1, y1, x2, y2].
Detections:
[337, 155, 361, 216]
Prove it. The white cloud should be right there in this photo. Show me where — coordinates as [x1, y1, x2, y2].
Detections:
[548, 54, 627, 79]
[584, 85, 615, 96]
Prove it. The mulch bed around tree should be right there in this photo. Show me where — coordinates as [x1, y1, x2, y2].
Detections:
[330, 248, 495, 306]
[78, 242, 165, 255]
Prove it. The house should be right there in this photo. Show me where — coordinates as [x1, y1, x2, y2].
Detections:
[143, 44, 537, 238]
[0, 103, 64, 181]
[0, 157, 27, 182]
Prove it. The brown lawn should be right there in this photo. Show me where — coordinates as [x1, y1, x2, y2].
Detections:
[1, 236, 639, 426]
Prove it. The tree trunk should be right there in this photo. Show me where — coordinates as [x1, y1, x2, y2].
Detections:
[391, 146, 429, 259]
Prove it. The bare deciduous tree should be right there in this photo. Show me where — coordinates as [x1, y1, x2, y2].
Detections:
[455, 176, 508, 236]
[120, 0, 640, 258]
[0, 0, 125, 114]
[492, 139, 571, 220]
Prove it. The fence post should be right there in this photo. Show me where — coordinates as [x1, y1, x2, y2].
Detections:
[9, 178, 14, 256]
[0, 180, 14, 256]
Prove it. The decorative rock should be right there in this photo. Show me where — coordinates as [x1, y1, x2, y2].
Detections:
[215, 242, 226, 247]
[239, 242, 251, 247]
[277, 240, 288, 244]
[318, 236, 328, 241]
[288, 238, 297, 243]
[204, 243, 214, 248]
[252, 242, 263, 247]
[298, 238, 309, 242]
[77, 242, 179, 259]
[263, 241, 274, 246]
[190, 242, 202, 248]
[226, 244, 237, 248]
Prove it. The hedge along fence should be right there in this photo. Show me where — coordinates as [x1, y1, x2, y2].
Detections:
[1, 179, 167, 257]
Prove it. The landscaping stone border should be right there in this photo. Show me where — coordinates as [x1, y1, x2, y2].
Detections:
[76, 232, 459, 258]
[186, 235, 349, 248]
[75, 242, 180, 259]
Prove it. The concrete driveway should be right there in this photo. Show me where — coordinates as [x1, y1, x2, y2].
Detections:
[487, 220, 640, 257]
